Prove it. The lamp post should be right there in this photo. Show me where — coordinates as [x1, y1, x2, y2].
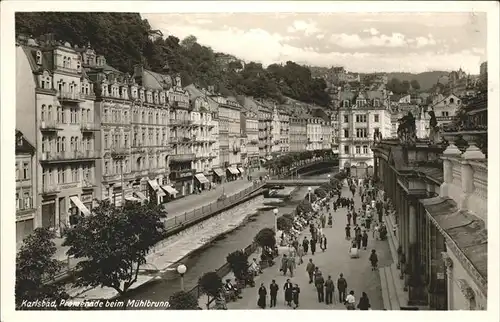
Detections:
[328, 174, 331, 180]
[308, 187, 312, 203]
[273, 208, 278, 233]
[177, 264, 187, 291]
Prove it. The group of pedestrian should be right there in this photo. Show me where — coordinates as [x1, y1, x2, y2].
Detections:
[258, 279, 300, 309]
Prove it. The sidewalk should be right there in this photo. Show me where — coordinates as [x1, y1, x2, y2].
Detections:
[52, 179, 256, 263]
[225, 184, 393, 310]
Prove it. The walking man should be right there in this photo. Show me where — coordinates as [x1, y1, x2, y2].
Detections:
[337, 273, 348, 303]
[315, 270, 325, 303]
[325, 275, 335, 305]
[302, 237, 309, 254]
[269, 280, 279, 307]
[306, 259, 315, 284]
[346, 212, 352, 226]
[310, 238, 317, 255]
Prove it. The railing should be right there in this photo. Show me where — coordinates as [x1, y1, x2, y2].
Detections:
[185, 242, 259, 309]
[436, 116, 454, 122]
[80, 123, 99, 131]
[40, 121, 61, 131]
[42, 183, 61, 194]
[170, 153, 196, 162]
[57, 91, 85, 102]
[40, 150, 99, 161]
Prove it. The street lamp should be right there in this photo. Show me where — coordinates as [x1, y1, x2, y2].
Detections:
[308, 187, 312, 203]
[177, 264, 187, 291]
[328, 174, 331, 179]
[273, 208, 279, 233]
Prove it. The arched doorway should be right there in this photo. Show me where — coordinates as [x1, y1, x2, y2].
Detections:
[357, 162, 368, 178]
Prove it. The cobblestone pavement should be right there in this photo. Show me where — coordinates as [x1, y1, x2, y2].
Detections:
[226, 183, 392, 310]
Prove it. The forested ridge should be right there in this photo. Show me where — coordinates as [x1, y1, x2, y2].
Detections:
[16, 12, 330, 107]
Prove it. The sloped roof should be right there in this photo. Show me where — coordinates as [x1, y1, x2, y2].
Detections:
[142, 69, 173, 90]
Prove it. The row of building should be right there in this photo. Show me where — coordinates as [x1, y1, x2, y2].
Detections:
[14, 35, 337, 242]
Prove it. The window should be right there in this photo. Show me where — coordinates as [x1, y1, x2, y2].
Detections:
[343, 129, 349, 138]
[449, 98, 454, 104]
[36, 51, 42, 65]
[355, 146, 361, 154]
[24, 192, 31, 208]
[356, 128, 367, 138]
[344, 115, 349, 123]
[124, 134, 128, 148]
[355, 115, 367, 123]
[61, 137, 66, 152]
[442, 111, 449, 117]
[104, 161, 109, 175]
[374, 114, 379, 122]
[104, 134, 109, 149]
[16, 163, 19, 180]
[344, 145, 349, 154]
[363, 145, 368, 154]
[16, 193, 20, 210]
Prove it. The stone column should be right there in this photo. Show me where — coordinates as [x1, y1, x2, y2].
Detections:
[442, 252, 454, 310]
[459, 162, 474, 210]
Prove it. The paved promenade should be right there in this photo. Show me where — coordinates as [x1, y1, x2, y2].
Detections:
[227, 184, 392, 310]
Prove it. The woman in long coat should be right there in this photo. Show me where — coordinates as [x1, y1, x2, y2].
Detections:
[284, 281, 294, 305]
[292, 284, 301, 309]
[257, 283, 267, 309]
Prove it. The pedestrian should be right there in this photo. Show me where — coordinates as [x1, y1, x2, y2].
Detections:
[357, 292, 371, 310]
[373, 222, 379, 240]
[310, 238, 317, 255]
[325, 275, 335, 305]
[269, 280, 278, 307]
[315, 270, 325, 303]
[292, 238, 299, 251]
[320, 234, 327, 251]
[297, 244, 304, 265]
[362, 231, 369, 250]
[369, 249, 379, 271]
[345, 290, 356, 310]
[257, 283, 267, 309]
[346, 212, 352, 226]
[328, 214, 333, 227]
[352, 211, 357, 226]
[345, 224, 351, 240]
[284, 279, 293, 306]
[306, 259, 315, 284]
[292, 283, 300, 309]
[280, 254, 288, 276]
[355, 233, 362, 249]
[302, 237, 309, 254]
[287, 254, 296, 277]
[337, 273, 348, 303]
[320, 214, 326, 228]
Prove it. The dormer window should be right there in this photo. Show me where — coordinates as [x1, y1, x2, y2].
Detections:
[343, 100, 350, 108]
[76, 60, 81, 72]
[131, 88, 137, 99]
[373, 99, 380, 107]
[36, 51, 42, 65]
[449, 97, 454, 104]
[140, 90, 145, 101]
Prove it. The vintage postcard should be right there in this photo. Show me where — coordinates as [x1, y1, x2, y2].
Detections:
[1, 1, 498, 322]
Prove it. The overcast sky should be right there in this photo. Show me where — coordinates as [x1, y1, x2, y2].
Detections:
[143, 12, 487, 74]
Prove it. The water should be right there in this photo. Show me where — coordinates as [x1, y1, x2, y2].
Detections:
[121, 177, 325, 306]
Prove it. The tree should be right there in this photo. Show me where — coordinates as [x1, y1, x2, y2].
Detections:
[296, 199, 313, 214]
[16, 228, 69, 308]
[277, 215, 293, 232]
[314, 188, 327, 199]
[62, 200, 167, 295]
[168, 291, 199, 310]
[410, 79, 421, 90]
[226, 250, 249, 280]
[254, 228, 276, 248]
[401, 80, 411, 93]
[306, 192, 318, 203]
[180, 35, 198, 50]
[199, 272, 222, 297]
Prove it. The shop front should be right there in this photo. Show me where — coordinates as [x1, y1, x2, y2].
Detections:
[237, 167, 245, 178]
[69, 195, 91, 226]
[161, 184, 179, 202]
[212, 168, 225, 184]
[226, 166, 239, 181]
[171, 170, 194, 196]
[195, 172, 210, 192]
[148, 179, 166, 205]
[41, 198, 56, 229]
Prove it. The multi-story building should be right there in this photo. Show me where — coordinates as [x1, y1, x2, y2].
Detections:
[237, 96, 260, 172]
[338, 90, 391, 174]
[306, 117, 323, 151]
[289, 117, 307, 152]
[427, 94, 463, 126]
[278, 108, 290, 153]
[257, 101, 272, 160]
[17, 36, 99, 234]
[185, 85, 218, 191]
[331, 111, 340, 152]
[129, 66, 174, 202]
[321, 115, 332, 151]
[211, 94, 242, 179]
[270, 104, 282, 154]
[15, 130, 38, 244]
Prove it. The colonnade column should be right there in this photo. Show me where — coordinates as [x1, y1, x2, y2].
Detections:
[442, 252, 454, 310]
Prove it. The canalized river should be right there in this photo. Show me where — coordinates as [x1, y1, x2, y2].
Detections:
[120, 173, 329, 307]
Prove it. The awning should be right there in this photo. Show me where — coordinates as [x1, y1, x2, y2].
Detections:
[124, 195, 141, 202]
[148, 179, 161, 191]
[70, 196, 91, 216]
[195, 173, 210, 184]
[162, 185, 178, 195]
[227, 167, 239, 175]
[134, 191, 148, 201]
[238, 167, 245, 174]
[156, 189, 166, 197]
[213, 168, 225, 177]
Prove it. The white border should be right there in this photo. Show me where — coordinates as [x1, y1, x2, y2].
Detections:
[1, 2, 499, 322]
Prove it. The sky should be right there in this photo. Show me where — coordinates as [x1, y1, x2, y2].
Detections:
[143, 12, 487, 74]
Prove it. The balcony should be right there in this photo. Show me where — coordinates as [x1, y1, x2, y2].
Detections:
[133, 169, 149, 178]
[80, 123, 99, 132]
[170, 153, 196, 162]
[40, 150, 99, 162]
[208, 152, 216, 159]
[436, 115, 454, 122]
[40, 121, 62, 132]
[169, 137, 180, 144]
[110, 148, 129, 159]
[169, 119, 179, 126]
[351, 136, 372, 142]
[249, 139, 259, 145]
[81, 180, 96, 190]
[57, 91, 86, 103]
[172, 101, 190, 109]
[42, 183, 61, 195]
